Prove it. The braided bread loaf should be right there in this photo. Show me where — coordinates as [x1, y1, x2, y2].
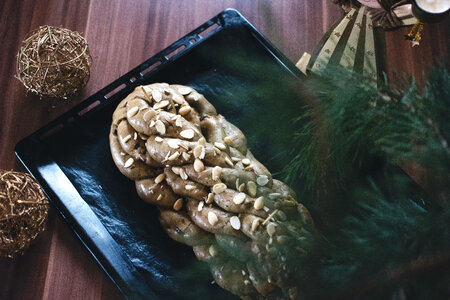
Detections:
[109, 83, 313, 299]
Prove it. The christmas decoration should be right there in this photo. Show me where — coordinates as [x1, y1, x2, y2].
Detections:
[298, 1, 420, 81]
[110, 83, 314, 299]
[406, 0, 449, 47]
[16, 25, 92, 99]
[0, 170, 49, 258]
[283, 66, 450, 299]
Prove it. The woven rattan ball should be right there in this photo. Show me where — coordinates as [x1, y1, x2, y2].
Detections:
[0, 170, 49, 257]
[16, 25, 92, 99]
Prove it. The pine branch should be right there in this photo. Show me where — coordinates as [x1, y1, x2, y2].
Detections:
[283, 66, 450, 298]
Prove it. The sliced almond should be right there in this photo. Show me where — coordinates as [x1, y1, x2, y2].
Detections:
[180, 129, 195, 139]
[241, 158, 251, 166]
[197, 201, 204, 211]
[149, 120, 155, 127]
[247, 181, 257, 197]
[212, 183, 227, 194]
[143, 109, 156, 122]
[167, 139, 180, 149]
[233, 193, 246, 205]
[178, 106, 191, 116]
[182, 152, 191, 161]
[172, 94, 184, 104]
[163, 151, 171, 162]
[122, 134, 132, 143]
[269, 193, 281, 200]
[267, 222, 276, 237]
[157, 194, 163, 201]
[155, 136, 163, 143]
[179, 168, 188, 180]
[213, 147, 221, 155]
[251, 218, 260, 232]
[153, 100, 170, 110]
[212, 166, 222, 181]
[214, 142, 226, 150]
[154, 173, 166, 184]
[256, 175, 269, 186]
[231, 157, 241, 162]
[206, 193, 214, 204]
[208, 211, 218, 226]
[224, 136, 233, 145]
[238, 183, 246, 192]
[173, 198, 183, 211]
[168, 151, 180, 161]
[172, 166, 181, 175]
[254, 196, 264, 210]
[209, 245, 218, 257]
[185, 184, 195, 191]
[178, 87, 191, 95]
[152, 90, 162, 102]
[124, 157, 134, 168]
[127, 106, 139, 118]
[244, 164, 254, 171]
[193, 145, 205, 159]
[230, 216, 241, 230]
[194, 159, 205, 172]
[225, 157, 234, 167]
[175, 116, 183, 127]
[155, 120, 166, 135]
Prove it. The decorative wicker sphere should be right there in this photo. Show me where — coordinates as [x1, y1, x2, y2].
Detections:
[0, 170, 49, 257]
[16, 25, 92, 99]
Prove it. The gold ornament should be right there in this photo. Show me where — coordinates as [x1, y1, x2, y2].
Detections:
[16, 25, 92, 99]
[405, 20, 424, 47]
[0, 170, 49, 257]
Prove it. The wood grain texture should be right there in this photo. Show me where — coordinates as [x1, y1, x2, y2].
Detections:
[0, 0, 448, 299]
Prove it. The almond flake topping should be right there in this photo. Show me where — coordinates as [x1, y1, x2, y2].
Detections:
[178, 87, 191, 95]
[233, 193, 246, 205]
[155, 120, 166, 135]
[208, 211, 218, 226]
[152, 90, 162, 102]
[167, 139, 180, 149]
[124, 157, 134, 168]
[127, 106, 139, 118]
[230, 216, 241, 230]
[154, 173, 166, 184]
[180, 129, 194, 139]
[212, 183, 227, 194]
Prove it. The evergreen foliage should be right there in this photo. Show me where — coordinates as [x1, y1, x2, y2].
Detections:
[285, 67, 450, 299]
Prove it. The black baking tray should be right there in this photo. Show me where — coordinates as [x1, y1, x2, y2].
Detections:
[15, 9, 306, 300]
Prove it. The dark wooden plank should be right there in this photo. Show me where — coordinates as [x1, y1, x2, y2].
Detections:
[0, 1, 448, 299]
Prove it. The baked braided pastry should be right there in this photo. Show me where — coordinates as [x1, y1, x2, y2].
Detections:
[110, 83, 313, 299]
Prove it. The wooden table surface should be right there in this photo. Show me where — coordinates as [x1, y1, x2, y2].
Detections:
[0, 1, 448, 299]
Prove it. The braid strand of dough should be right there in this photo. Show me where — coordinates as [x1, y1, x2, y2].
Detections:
[110, 83, 313, 299]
